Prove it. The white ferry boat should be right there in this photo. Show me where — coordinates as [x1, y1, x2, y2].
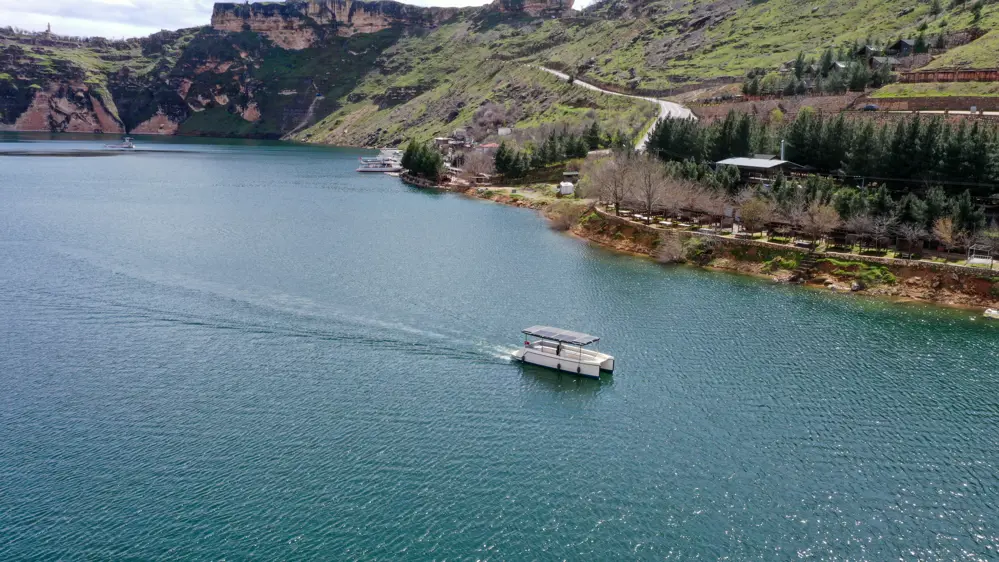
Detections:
[512, 325, 615, 378]
[356, 159, 403, 173]
[104, 136, 135, 150]
[356, 148, 403, 173]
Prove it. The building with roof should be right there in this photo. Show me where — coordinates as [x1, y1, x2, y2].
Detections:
[887, 39, 916, 56]
[871, 56, 901, 70]
[715, 157, 803, 181]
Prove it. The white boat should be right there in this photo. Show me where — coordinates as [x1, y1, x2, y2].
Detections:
[104, 136, 135, 150]
[356, 159, 403, 173]
[360, 148, 402, 163]
[985, 308, 999, 319]
[512, 325, 615, 378]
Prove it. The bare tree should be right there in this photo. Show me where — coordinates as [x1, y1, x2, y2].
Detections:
[897, 224, 927, 257]
[870, 215, 897, 252]
[631, 154, 667, 223]
[582, 152, 631, 215]
[661, 178, 697, 221]
[800, 202, 841, 244]
[845, 213, 875, 251]
[460, 151, 495, 181]
[739, 197, 775, 237]
[933, 217, 956, 255]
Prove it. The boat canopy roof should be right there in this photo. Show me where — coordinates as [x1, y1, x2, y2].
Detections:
[522, 326, 599, 346]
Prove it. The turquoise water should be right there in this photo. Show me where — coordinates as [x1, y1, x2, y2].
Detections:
[1, 134, 998, 559]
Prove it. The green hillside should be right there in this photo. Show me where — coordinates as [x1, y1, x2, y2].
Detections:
[923, 29, 999, 69]
[297, 17, 659, 145]
[4, 0, 999, 139]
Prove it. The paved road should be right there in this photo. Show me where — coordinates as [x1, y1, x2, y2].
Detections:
[887, 110, 999, 116]
[535, 66, 695, 151]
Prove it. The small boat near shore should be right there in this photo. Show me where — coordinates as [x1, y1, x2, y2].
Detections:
[985, 308, 999, 319]
[356, 148, 402, 173]
[356, 160, 403, 173]
[512, 325, 615, 378]
[104, 136, 135, 150]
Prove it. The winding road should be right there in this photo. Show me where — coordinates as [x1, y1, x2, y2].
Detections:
[535, 66, 695, 151]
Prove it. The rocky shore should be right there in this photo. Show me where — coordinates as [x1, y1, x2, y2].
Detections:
[460, 186, 999, 311]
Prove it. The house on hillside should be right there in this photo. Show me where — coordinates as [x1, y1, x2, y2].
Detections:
[870, 56, 901, 70]
[887, 39, 916, 56]
[715, 157, 803, 182]
[854, 44, 883, 59]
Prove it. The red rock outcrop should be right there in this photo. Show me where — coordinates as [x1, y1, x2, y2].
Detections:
[9, 84, 125, 133]
[211, 0, 461, 48]
[490, 0, 574, 17]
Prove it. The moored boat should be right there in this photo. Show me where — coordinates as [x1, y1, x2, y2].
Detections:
[104, 136, 135, 150]
[512, 325, 615, 378]
[356, 159, 403, 173]
[985, 308, 999, 319]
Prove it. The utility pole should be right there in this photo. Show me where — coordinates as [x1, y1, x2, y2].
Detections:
[780, 139, 785, 160]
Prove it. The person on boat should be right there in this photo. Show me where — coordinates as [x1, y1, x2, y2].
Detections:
[556, 342, 562, 356]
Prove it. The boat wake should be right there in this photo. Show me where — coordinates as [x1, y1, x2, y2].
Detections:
[49, 248, 518, 365]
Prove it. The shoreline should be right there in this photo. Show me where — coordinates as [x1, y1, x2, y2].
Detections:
[458, 185, 999, 312]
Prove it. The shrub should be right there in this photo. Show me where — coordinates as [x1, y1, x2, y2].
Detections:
[547, 201, 587, 231]
[655, 233, 684, 263]
[682, 236, 717, 265]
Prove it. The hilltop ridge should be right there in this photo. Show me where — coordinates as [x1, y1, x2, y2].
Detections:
[2, 0, 998, 143]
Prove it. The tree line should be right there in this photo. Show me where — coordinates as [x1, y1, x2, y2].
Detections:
[495, 123, 632, 179]
[647, 110, 999, 196]
[580, 149, 996, 255]
[401, 142, 444, 179]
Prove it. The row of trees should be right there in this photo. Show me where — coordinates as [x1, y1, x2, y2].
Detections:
[743, 62, 893, 97]
[647, 111, 999, 195]
[494, 131, 592, 178]
[401, 142, 444, 179]
[579, 150, 995, 254]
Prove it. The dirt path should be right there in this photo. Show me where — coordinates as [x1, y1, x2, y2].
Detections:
[534, 66, 695, 151]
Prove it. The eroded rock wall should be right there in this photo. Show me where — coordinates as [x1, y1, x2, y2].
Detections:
[210, 0, 460, 48]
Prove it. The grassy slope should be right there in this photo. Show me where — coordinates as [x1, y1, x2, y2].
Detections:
[923, 29, 999, 70]
[7, 0, 999, 134]
[538, 0, 999, 90]
[872, 81, 999, 98]
[297, 17, 660, 146]
[0, 30, 198, 123]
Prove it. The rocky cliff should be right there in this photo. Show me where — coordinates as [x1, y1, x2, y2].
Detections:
[211, 0, 461, 49]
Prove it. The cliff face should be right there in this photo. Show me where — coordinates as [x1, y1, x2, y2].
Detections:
[0, 43, 124, 133]
[211, 0, 460, 49]
[491, 0, 574, 17]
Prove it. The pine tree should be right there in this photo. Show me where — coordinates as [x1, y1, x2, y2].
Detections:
[922, 186, 952, 230]
[868, 185, 894, 217]
[952, 190, 986, 233]
[585, 122, 602, 150]
[793, 52, 806, 79]
[494, 142, 512, 175]
[895, 193, 927, 226]
[819, 48, 834, 77]
[847, 120, 879, 177]
[822, 113, 851, 172]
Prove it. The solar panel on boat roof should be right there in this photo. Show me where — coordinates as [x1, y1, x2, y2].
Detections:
[522, 326, 600, 345]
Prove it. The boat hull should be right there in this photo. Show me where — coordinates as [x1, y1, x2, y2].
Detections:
[356, 166, 403, 173]
[512, 348, 608, 378]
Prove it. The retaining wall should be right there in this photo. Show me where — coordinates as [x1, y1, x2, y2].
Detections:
[592, 208, 997, 279]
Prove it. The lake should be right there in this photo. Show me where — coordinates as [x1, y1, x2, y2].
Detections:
[1, 133, 997, 559]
